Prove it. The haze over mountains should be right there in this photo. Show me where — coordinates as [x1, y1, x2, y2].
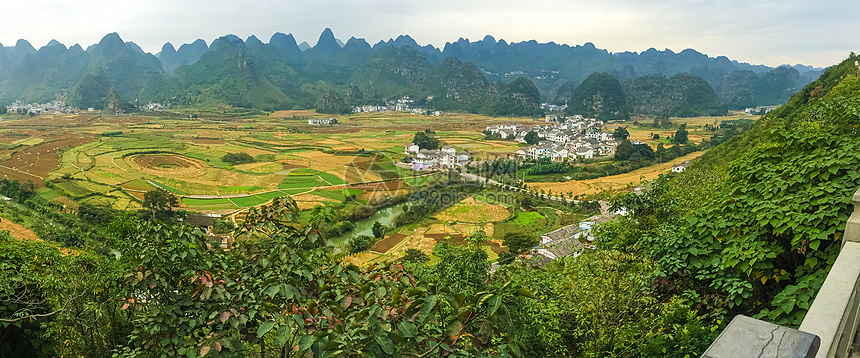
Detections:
[0, 29, 824, 116]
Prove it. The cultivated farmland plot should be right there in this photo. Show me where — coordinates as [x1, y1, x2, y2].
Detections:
[0, 109, 738, 214]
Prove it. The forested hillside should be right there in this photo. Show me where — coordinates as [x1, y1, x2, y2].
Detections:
[602, 54, 860, 329]
[624, 73, 727, 117]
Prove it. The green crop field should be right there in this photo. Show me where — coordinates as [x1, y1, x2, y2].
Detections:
[230, 195, 270, 207]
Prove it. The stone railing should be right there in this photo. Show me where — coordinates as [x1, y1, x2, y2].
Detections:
[703, 186, 860, 358]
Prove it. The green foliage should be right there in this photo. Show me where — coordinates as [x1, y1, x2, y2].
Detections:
[430, 57, 489, 112]
[212, 219, 235, 234]
[615, 139, 656, 162]
[567, 72, 630, 121]
[496, 251, 719, 357]
[315, 89, 350, 114]
[523, 130, 540, 145]
[527, 157, 565, 175]
[402, 248, 429, 263]
[411, 131, 439, 150]
[220, 152, 255, 165]
[124, 197, 528, 357]
[433, 241, 489, 292]
[673, 123, 689, 144]
[101, 131, 124, 137]
[481, 78, 542, 117]
[371, 221, 386, 239]
[614, 126, 630, 140]
[501, 232, 539, 262]
[628, 64, 860, 328]
[349, 234, 373, 253]
[625, 73, 727, 117]
[142, 188, 178, 220]
[483, 129, 502, 140]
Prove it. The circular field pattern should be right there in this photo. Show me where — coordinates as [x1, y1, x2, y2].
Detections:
[131, 154, 202, 170]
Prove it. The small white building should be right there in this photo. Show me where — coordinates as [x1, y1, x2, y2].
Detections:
[672, 160, 692, 173]
[404, 143, 420, 155]
[575, 147, 594, 160]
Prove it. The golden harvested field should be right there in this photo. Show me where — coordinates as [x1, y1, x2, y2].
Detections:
[269, 110, 320, 118]
[607, 111, 760, 149]
[528, 151, 706, 196]
[434, 197, 510, 223]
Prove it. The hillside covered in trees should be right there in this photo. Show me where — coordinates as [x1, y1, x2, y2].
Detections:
[0, 30, 822, 115]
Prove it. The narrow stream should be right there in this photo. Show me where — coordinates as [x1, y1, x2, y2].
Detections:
[329, 202, 410, 246]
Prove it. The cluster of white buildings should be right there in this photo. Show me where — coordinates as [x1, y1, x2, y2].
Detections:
[485, 115, 620, 162]
[7, 99, 76, 114]
[308, 117, 338, 125]
[141, 102, 165, 111]
[541, 103, 567, 112]
[404, 144, 472, 171]
[353, 97, 418, 113]
[744, 106, 777, 115]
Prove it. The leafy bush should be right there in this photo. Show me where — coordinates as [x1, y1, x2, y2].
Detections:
[221, 152, 254, 165]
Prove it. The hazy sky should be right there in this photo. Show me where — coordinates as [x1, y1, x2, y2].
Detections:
[1, 0, 856, 68]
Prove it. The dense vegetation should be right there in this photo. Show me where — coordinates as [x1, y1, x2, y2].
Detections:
[221, 152, 255, 165]
[624, 73, 727, 117]
[599, 55, 860, 330]
[566, 72, 630, 121]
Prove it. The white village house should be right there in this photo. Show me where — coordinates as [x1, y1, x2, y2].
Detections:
[672, 160, 692, 173]
[407, 144, 471, 170]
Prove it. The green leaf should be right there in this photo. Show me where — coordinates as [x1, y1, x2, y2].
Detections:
[809, 240, 821, 251]
[376, 335, 395, 354]
[515, 287, 537, 299]
[257, 320, 275, 338]
[418, 295, 437, 324]
[487, 295, 501, 316]
[781, 300, 795, 314]
[298, 335, 314, 351]
[274, 325, 290, 346]
[264, 284, 279, 298]
[398, 321, 417, 338]
[508, 342, 522, 356]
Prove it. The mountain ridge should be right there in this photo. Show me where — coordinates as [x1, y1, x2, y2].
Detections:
[0, 30, 826, 115]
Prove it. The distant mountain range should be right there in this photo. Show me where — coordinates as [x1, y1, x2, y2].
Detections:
[0, 29, 825, 117]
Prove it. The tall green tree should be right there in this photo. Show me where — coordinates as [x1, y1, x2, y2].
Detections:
[142, 188, 178, 220]
[613, 126, 630, 140]
[673, 123, 688, 144]
[412, 131, 439, 150]
[524, 131, 540, 145]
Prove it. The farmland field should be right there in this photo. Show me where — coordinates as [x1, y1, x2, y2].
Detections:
[0, 109, 723, 217]
[527, 151, 706, 196]
[434, 197, 510, 223]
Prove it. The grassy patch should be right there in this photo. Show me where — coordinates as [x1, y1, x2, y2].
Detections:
[311, 190, 346, 202]
[509, 211, 546, 227]
[181, 198, 237, 210]
[256, 190, 288, 200]
[54, 181, 93, 198]
[149, 180, 185, 194]
[122, 179, 156, 191]
[38, 188, 62, 201]
[278, 175, 326, 189]
[217, 185, 264, 193]
[230, 195, 269, 207]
